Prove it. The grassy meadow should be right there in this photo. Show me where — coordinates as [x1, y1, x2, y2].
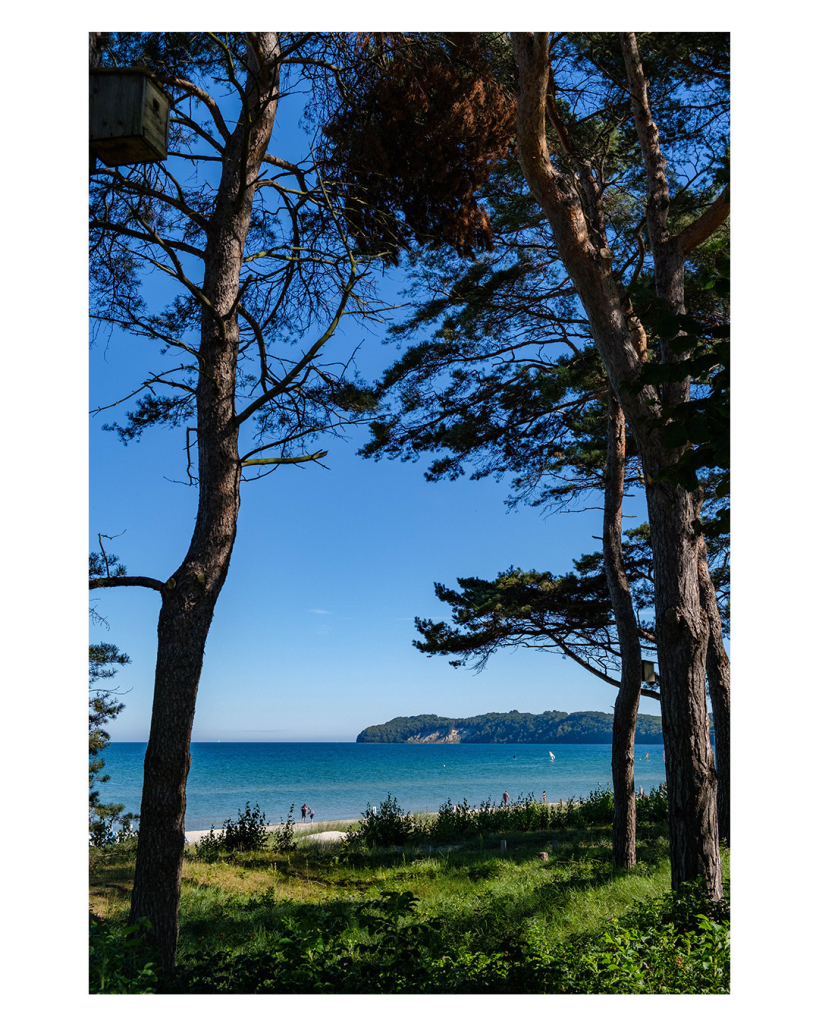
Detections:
[89, 792, 730, 994]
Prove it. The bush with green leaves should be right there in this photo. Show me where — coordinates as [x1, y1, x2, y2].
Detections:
[89, 914, 158, 994]
[576, 786, 615, 823]
[344, 793, 417, 848]
[195, 802, 270, 859]
[635, 785, 669, 824]
[89, 810, 139, 849]
[535, 878, 729, 994]
[271, 805, 297, 852]
[421, 797, 477, 843]
[344, 788, 632, 849]
[539, 916, 728, 994]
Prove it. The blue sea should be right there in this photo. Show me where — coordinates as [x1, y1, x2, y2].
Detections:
[101, 742, 668, 831]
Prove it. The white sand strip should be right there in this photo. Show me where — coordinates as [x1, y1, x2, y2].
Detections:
[184, 819, 358, 845]
[298, 830, 348, 843]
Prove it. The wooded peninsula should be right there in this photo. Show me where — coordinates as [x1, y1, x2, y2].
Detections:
[356, 710, 681, 745]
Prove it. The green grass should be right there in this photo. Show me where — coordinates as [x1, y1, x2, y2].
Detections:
[89, 812, 730, 994]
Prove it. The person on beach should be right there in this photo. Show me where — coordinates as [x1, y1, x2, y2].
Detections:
[301, 803, 307, 821]
[308, 807, 314, 822]
[502, 790, 509, 807]
[542, 791, 546, 804]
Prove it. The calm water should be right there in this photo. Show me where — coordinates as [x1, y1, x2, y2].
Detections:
[101, 743, 668, 832]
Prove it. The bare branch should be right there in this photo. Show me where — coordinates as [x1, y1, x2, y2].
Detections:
[89, 575, 165, 593]
[234, 267, 361, 426]
[241, 449, 329, 467]
[151, 72, 231, 142]
[89, 220, 205, 259]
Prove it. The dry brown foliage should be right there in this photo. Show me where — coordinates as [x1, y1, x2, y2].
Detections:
[321, 35, 516, 263]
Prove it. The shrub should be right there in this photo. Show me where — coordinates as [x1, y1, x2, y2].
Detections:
[636, 785, 669, 824]
[89, 809, 139, 849]
[507, 792, 545, 831]
[271, 805, 297, 852]
[548, 796, 581, 829]
[195, 802, 270, 859]
[575, 787, 615, 824]
[344, 793, 416, 848]
[424, 797, 481, 843]
[89, 913, 158, 994]
[535, 879, 730, 994]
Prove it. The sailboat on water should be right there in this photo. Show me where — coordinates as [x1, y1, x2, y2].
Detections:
[549, 750, 555, 761]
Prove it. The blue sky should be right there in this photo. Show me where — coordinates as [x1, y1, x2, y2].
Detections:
[90, 267, 654, 742]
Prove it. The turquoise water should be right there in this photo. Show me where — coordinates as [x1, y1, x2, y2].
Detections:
[102, 742, 668, 831]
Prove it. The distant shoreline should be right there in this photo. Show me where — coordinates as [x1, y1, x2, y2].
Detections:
[357, 711, 667, 746]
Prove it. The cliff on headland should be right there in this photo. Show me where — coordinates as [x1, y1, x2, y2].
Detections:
[356, 709, 673, 745]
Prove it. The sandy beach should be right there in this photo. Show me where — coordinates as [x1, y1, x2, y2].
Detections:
[184, 819, 358, 845]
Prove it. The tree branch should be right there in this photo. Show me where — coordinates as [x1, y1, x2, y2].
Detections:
[89, 221, 205, 259]
[674, 185, 730, 253]
[543, 629, 660, 701]
[151, 72, 231, 142]
[89, 576, 165, 593]
[234, 267, 360, 425]
[619, 32, 672, 249]
[241, 449, 328, 467]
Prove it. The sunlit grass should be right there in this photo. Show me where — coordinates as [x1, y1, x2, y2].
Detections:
[91, 817, 729, 949]
[90, 815, 729, 994]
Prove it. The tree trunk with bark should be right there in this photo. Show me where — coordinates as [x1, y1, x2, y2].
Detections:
[644, 476, 720, 892]
[122, 33, 283, 968]
[512, 31, 725, 900]
[698, 534, 730, 845]
[619, 29, 728, 862]
[603, 391, 644, 870]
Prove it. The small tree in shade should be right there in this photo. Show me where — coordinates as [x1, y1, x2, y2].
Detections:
[89, 640, 136, 846]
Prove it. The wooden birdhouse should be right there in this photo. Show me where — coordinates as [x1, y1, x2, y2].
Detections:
[641, 660, 656, 683]
[90, 68, 170, 166]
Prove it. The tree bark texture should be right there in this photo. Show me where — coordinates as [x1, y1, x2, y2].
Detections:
[602, 391, 644, 869]
[127, 33, 283, 967]
[512, 32, 723, 899]
[646, 479, 720, 894]
[698, 534, 730, 845]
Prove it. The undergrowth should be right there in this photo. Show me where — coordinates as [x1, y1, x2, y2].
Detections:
[89, 788, 729, 994]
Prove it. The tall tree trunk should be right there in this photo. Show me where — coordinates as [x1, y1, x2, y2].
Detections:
[698, 534, 730, 845]
[644, 477, 720, 895]
[602, 390, 644, 870]
[620, 29, 727, 866]
[512, 31, 723, 900]
[127, 33, 282, 968]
